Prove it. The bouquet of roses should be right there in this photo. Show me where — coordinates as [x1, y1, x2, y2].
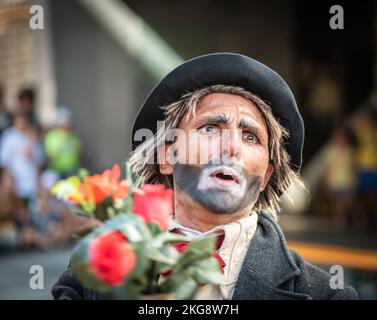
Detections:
[51, 163, 224, 300]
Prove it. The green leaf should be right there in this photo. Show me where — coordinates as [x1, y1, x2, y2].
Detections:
[186, 236, 216, 254]
[195, 255, 221, 271]
[148, 223, 162, 236]
[112, 277, 145, 300]
[122, 223, 144, 242]
[127, 242, 150, 279]
[147, 245, 180, 265]
[193, 257, 224, 285]
[117, 195, 133, 212]
[125, 162, 133, 181]
[100, 213, 151, 242]
[71, 206, 93, 217]
[81, 201, 96, 214]
[107, 207, 116, 219]
[195, 270, 224, 285]
[73, 220, 101, 238]
[124, 161, 140, 194]
[94, 196, 114, 221]
[173, 237, 217, 272]
[174, 277, 198, 300]
[78, 168, 89, 180]
[150, 232, 188, 249]
[51, 177, 80, 200]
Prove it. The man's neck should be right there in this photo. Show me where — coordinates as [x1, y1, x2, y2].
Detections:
[174, 194, 254, 232]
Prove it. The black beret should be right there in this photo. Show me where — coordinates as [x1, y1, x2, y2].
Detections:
[132, 53, 304, 172]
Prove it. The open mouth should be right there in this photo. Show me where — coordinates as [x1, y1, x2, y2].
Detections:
[210, 168, 240, 185]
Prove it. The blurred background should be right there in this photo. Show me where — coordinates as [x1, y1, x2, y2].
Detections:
[0, 0, 376, 299]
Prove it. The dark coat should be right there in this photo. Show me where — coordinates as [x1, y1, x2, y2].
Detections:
[51, 212, 358, 300]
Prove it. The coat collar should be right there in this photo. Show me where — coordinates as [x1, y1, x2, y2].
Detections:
[232, 212, 311, 300]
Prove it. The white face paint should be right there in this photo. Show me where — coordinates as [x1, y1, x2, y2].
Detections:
[197, 165, 247, 198]
[174, 158, 263, 214]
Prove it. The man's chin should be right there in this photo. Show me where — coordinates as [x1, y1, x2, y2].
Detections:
[196, 191, 245, 214]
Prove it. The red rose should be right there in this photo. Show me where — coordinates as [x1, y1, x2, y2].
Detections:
[173, 242, 189, 253]
[132, 184, 174, 230]
[88, 230, 136, 285]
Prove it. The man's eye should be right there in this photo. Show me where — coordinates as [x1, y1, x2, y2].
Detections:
[243, 132, 258, 143]
[198, 125, 219, 134]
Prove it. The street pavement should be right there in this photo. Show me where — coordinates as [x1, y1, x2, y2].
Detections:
[0, 246, 72, 300]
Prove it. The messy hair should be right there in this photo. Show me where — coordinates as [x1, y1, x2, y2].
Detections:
[128, 85, 304, 219]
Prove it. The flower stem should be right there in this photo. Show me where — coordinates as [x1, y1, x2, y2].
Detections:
[147, 261, 158, 294]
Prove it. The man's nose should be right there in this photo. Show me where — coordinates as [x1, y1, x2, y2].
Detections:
[221, 128, 242, 160]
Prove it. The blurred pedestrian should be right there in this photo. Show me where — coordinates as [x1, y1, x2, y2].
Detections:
[43, 107, 81, 178]
[323, 125, 357, 229]
[20, 170, 71, 249]
[17, 87, 38, 127]
[351, 107, 377, 229]
[0, 111, 44, 236]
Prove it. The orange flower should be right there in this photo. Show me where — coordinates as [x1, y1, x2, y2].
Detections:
[68, 164, 130, 205]
[68, 179, 96, 204]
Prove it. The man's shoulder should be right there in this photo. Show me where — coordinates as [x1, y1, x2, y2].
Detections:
[288, 249, 358, 300]
[248, 212, 358, 300]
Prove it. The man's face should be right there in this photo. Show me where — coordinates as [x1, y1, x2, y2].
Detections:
[18, 97, 33, 114]
[160, 93, 274, 214]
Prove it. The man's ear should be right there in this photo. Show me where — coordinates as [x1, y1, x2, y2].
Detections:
[158, 143, 174, 175]
[260, 164, 274, 191]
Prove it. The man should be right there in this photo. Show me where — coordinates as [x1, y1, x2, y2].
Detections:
[44, 106, 81, 178]
[52, 53, 357, 300]
[17, 88, 40, 129]
[0, 111, 44, 203]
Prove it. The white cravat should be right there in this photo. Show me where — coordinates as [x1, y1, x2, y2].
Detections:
[168, 213, 258, 299]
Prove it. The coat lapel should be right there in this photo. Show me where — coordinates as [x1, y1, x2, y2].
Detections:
[232, 212, 311, 300]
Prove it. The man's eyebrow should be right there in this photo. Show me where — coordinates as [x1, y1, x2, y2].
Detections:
[196, 113, 264, 137]
[199, 113, 229, 124]
[239, 117, 262, 136]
